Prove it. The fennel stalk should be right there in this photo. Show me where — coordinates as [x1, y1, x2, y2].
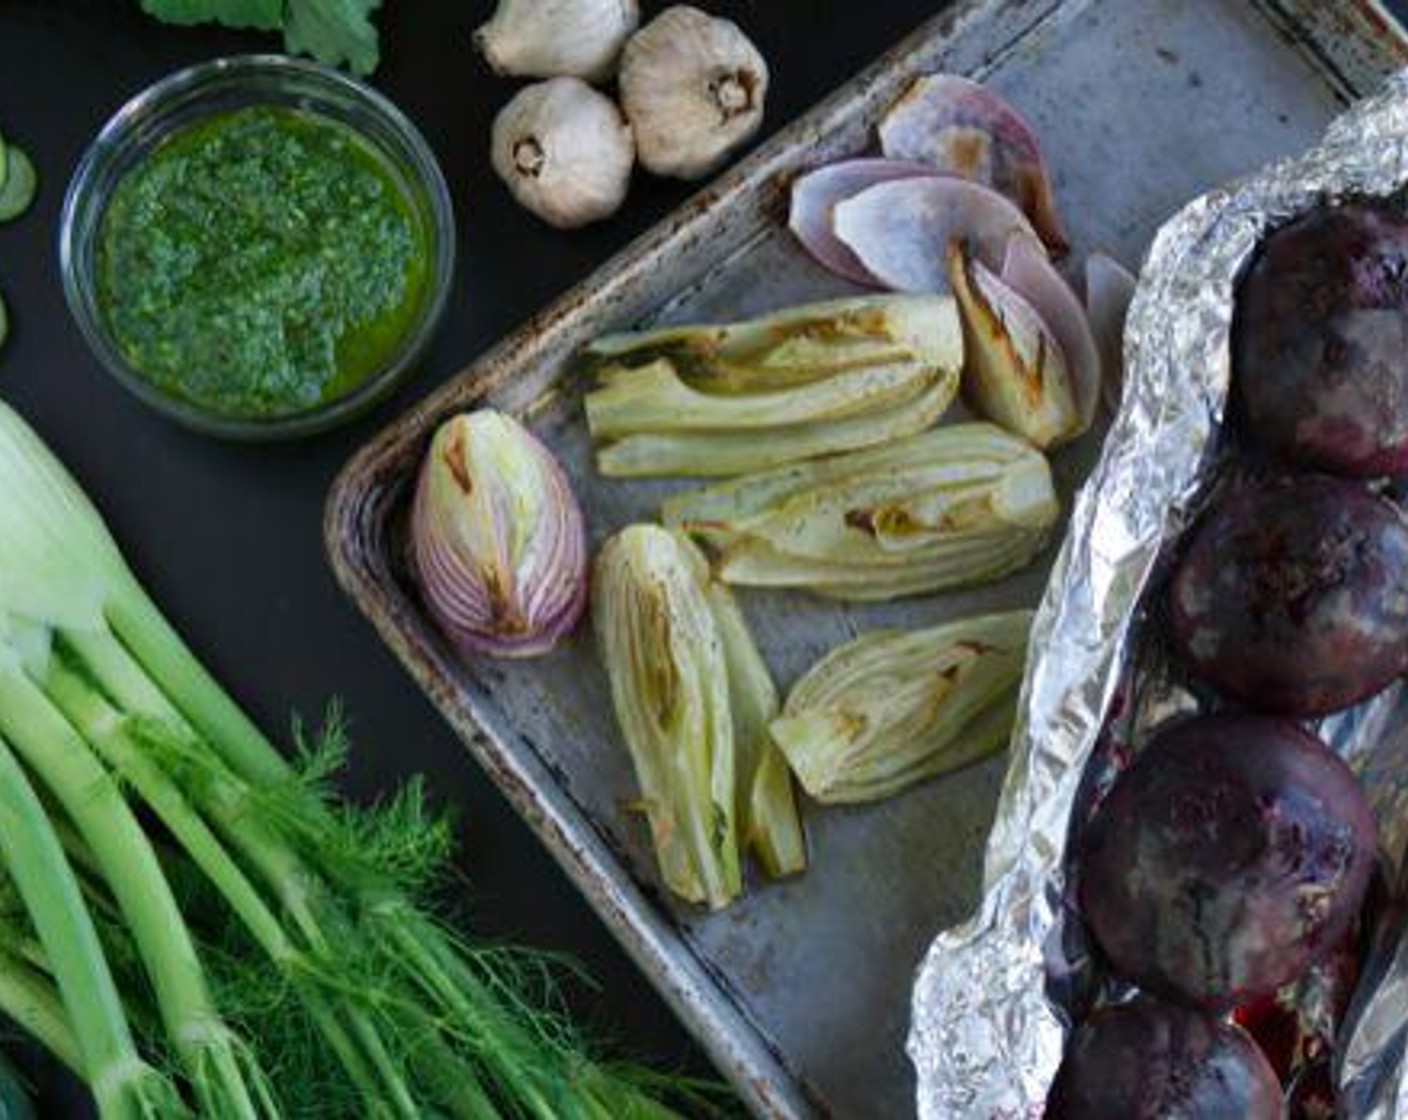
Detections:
[0, 398, 704, 1119]
[0, 732, 187, 1120]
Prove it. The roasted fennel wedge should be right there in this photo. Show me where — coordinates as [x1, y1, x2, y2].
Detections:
[663, 422, 1058, 601]
[594, 526, 804, 908]
[770, 610, 1033, 804]
[583, 295, 963, 476]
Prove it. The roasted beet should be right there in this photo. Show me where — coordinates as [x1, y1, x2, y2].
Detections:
[1287, 1059, 1338, 1120]
[1077, 715, 1377, 1008]
[1168, 473, 1408, 716]
[1236, 201, 1408, 476]
[1046, 997, 1281, 1120]
[1234, 926, 1362, 1082]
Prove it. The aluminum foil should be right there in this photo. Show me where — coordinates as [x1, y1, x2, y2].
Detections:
[908, 70, 1408, 1120]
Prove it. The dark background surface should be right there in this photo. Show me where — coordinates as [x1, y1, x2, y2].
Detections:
[0, 2, 942, 1114]
[3, 1, 1408, 1116]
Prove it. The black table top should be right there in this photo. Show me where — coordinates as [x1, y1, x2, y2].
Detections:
[4, 2, 1408, 1116]
[0, 2, 942, 1112]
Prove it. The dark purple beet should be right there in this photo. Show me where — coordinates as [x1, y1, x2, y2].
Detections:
[1236, 201, 1408, 477]
[1287, 1059, 1338, 1119]
[1046, 997, 1281, 1120]
[1168, 473, 1408, 716]
[1077, 715, 1377, 1009]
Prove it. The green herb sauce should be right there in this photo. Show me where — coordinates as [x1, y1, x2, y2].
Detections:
[98, 105, 430, 420]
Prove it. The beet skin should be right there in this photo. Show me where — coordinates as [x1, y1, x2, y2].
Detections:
[1046, 997, 1281, 1120]
[1236, 200, 1408, 477]
[1169, 473, 1408, 716]
[1077, 715, 1377, 1009]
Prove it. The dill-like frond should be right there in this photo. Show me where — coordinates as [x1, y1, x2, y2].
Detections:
[75, 702, 727, 1120]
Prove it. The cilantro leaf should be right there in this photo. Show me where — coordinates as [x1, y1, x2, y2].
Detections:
[284, 0, 382, 77]
[140, 0, 283, 31]
[138, 0, 384, 75]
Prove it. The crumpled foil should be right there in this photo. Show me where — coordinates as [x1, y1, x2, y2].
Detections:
[907, 70, 1408, 1120]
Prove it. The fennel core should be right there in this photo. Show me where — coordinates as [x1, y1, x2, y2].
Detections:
[594, 525, 805, 910]
[0, 399, 710, 1119]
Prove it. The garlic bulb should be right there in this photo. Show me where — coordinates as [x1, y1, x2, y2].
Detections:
[491, 78, 635, 229]
[619, 6, 769, 180]
[411, 410, 588, 660]
[474, 0, 640, 82]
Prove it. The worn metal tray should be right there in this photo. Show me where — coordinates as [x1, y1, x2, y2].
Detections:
[326, 2, 1408, 1116]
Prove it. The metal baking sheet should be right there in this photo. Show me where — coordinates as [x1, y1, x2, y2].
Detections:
[325, 2, 1408, 1117]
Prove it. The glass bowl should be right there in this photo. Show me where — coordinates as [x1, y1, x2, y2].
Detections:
[60, 55, 456, 440]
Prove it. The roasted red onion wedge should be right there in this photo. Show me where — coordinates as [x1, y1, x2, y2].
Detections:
[878, 73, 1068, 254]
[1085, 252, 1138, 412]
[412, 411, 588, 660]
[1000, 234, 1100, 432]
[833, 176, 1038, 294]
[946, 241, 1079, 448]
[788, 158, 938, 285]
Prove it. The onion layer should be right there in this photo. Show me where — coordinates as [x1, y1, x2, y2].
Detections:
[946, 241, 1080, 449]
[788, 158, 940, 285]
[411, 410, 588, 660]
[1000, 233, 1101, 433]
[832, 176, 1038, 294]
[878, 73, 1068, 254]
[1085, 252, 1137, 412]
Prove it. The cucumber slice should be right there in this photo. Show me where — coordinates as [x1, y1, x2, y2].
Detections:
[0, 146, 35, 223]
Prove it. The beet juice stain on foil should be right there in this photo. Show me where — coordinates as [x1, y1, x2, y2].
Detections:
[907, 70, 1408, 1120]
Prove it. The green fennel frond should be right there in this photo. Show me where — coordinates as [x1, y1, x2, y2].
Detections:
[0, 398, 734, 1120]
[295, 710, 456, 892]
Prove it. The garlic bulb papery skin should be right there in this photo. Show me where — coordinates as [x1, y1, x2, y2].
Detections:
[411, 411, 588, 660]
[491, 78, 636, 229]
[619, 6, 769, 180]
[475, 0, 640, 82]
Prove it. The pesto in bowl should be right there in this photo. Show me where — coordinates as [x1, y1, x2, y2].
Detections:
[98, 105, 431, 420]
[61, 56, 455, 440]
